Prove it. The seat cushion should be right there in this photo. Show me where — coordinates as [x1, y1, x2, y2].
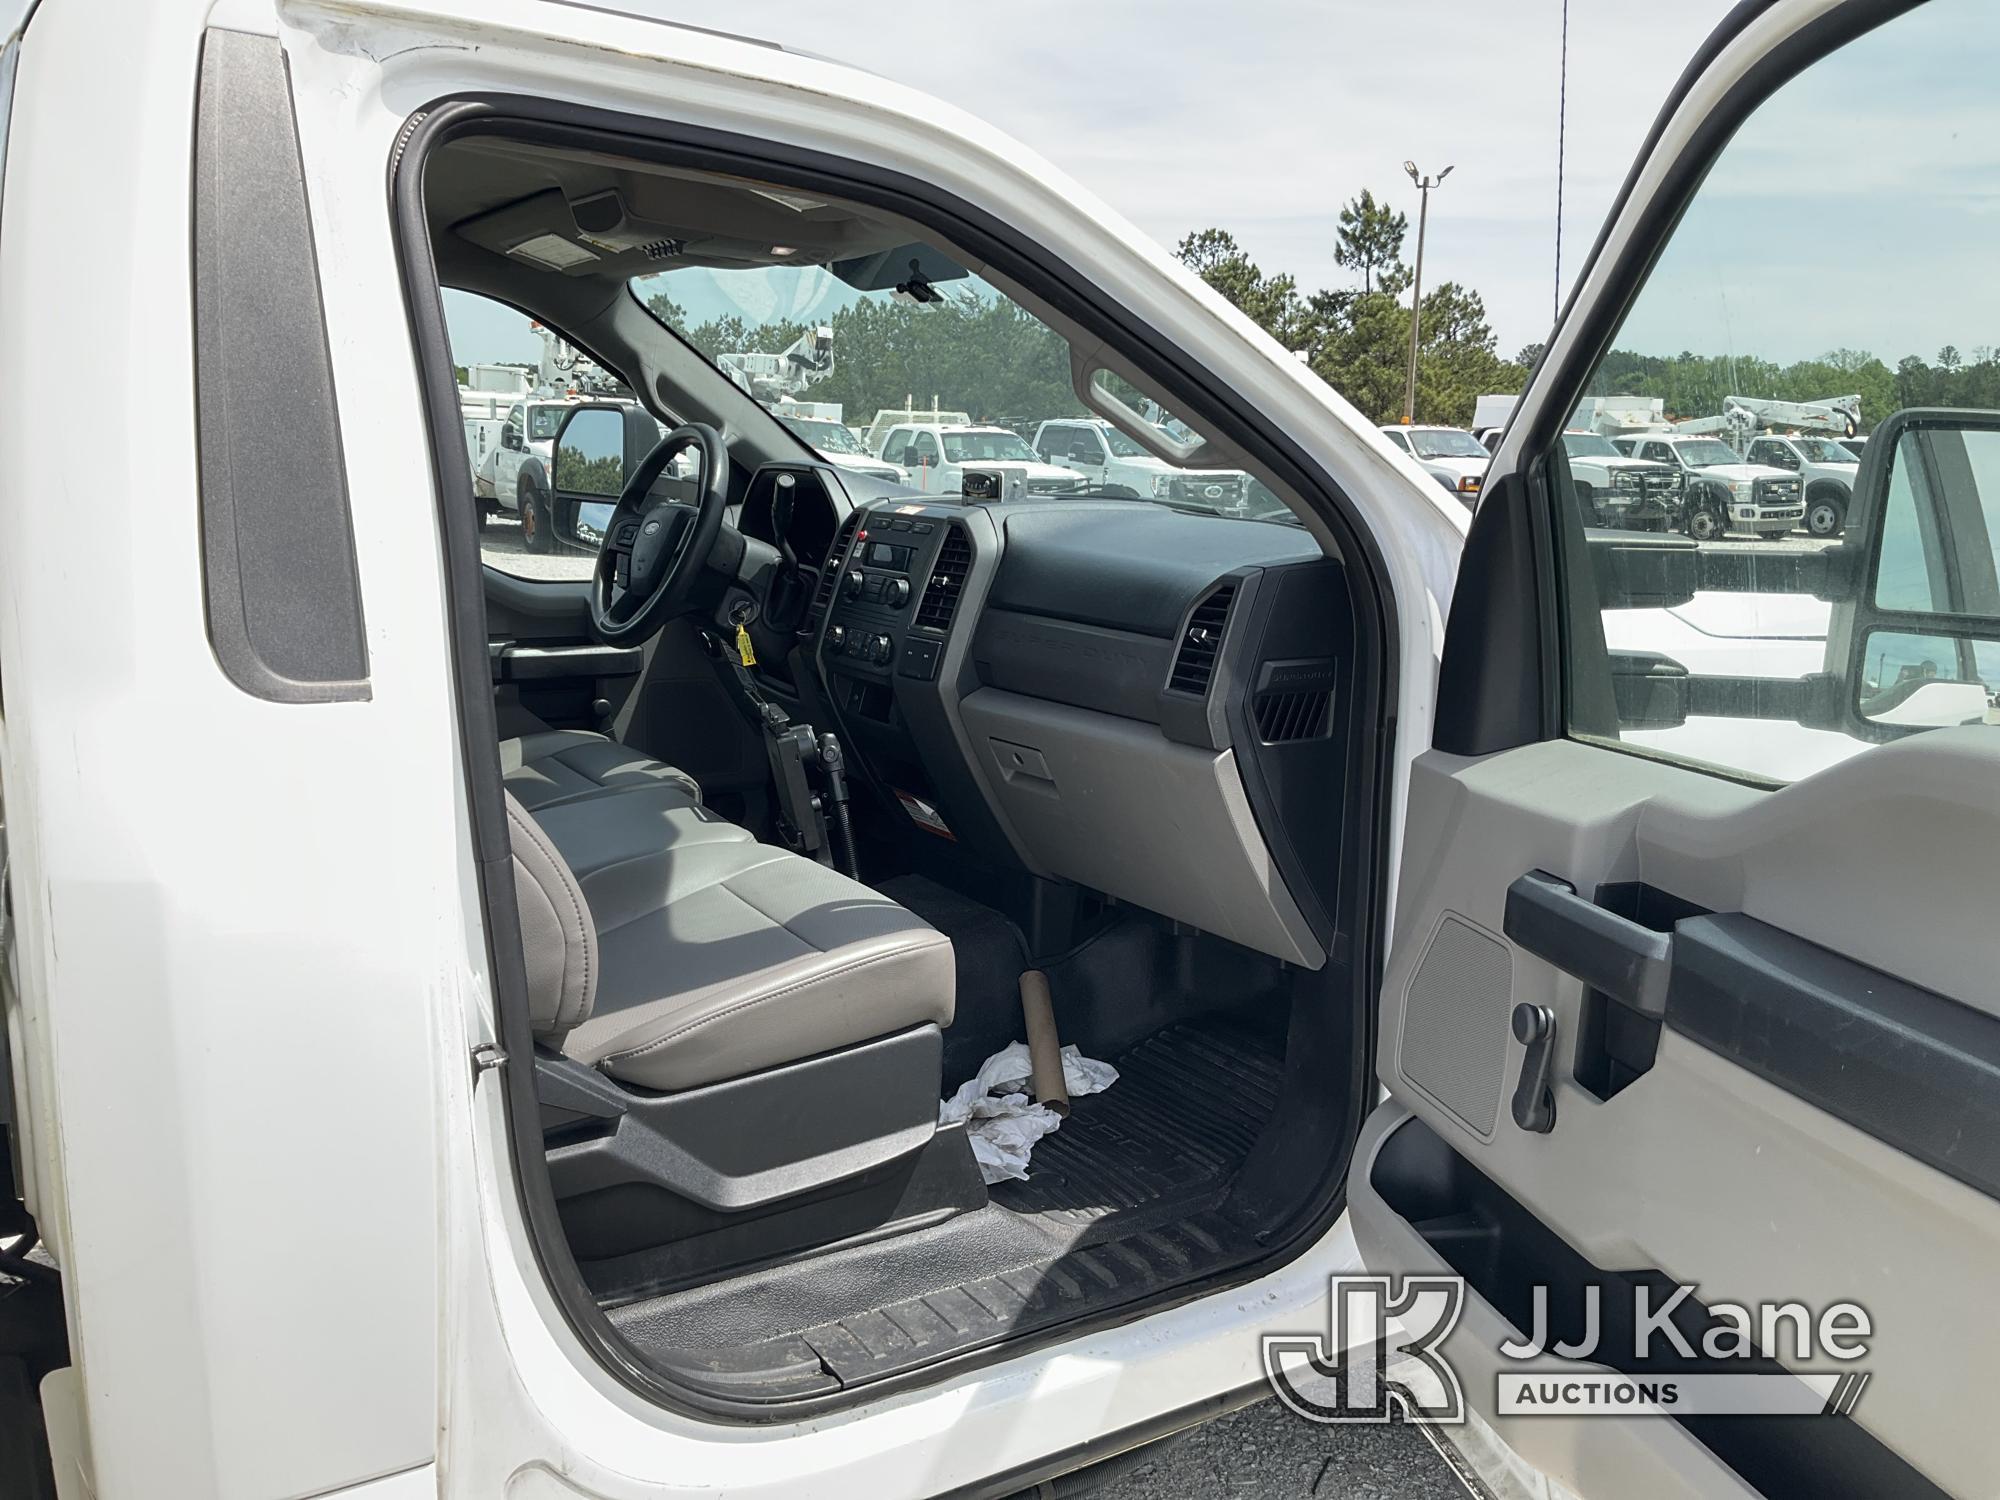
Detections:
[501, 728, 703, 813]
[558, 839, 955, 1092]
[530, 783, 753, 879]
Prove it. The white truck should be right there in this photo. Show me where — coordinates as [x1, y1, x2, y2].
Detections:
[1612, 431, 1805, 538]
[1030, 416, 1250, 510]
[2, 7, 1993, 1500]
[475, 396, 586, 551]
[874, 420, 1086, 498]
[1560, 430, 1687, 531]
[1377, 424, 1490, 503]
[1744, 433, 1862, 536]
[777, 413, 909, 485]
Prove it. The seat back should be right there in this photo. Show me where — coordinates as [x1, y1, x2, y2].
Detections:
[505, 790, 596, 1043]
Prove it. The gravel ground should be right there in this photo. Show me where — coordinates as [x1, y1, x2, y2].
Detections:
[1088, 1399, 1475, 1500]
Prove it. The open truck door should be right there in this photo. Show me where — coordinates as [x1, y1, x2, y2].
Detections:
[1346, 3, 2000, 1497]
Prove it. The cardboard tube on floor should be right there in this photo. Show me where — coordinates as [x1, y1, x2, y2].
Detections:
[1019, 969, 1069, 1117]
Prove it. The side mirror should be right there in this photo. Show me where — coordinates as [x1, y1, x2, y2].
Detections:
[501, 427, 523, 451]
[1839, 407, 2000, 734]
[550, 404, 631, 498]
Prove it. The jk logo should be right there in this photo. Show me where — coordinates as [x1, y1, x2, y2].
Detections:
[1262, 1275, 1467, 1424]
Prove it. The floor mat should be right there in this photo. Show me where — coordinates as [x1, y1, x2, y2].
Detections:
[606, 1017, 1285, 1397]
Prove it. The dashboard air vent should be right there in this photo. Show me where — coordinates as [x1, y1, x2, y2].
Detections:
[914, 524, 972, 632]
[812, 512, 863, 619]
[1168, 583, 1236, 695]
[1254, 689, 1331, 742]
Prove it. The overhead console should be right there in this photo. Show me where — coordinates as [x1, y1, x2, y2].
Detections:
[811, 499, 1358, 971]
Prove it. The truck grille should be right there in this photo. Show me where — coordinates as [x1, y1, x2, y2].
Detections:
[1165, 473, 1246, 505]
[1026, 474, 1087, 495]
[1755, 477, 1802, 505]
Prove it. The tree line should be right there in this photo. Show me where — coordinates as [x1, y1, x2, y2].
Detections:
[644, 188, 1974, 435]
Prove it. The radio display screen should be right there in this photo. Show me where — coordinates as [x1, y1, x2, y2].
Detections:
[866, 542, 914, 570]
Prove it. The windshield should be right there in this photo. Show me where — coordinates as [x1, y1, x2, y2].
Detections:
[781, 415, 868, 456]
[943, 430, 1036, 463]
[528, 406, 569, 441]
[1562, 432, 1620, 458]
[1794, 438, 1856, 463]
[629, 259, 1282, 520]
[1673, 439, 1740, 467]
[1410, 428, 1490, 459]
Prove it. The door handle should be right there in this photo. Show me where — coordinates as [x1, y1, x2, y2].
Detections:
[1503, 870, 1674, 1019]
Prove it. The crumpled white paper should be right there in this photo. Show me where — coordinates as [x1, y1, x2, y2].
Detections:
[939, 1042, 1118, 1184]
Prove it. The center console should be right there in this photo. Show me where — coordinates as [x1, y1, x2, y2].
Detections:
[818, 504, 967, 699]
[808, 500, 1025, 867]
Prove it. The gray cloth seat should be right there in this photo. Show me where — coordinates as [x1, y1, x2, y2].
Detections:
[504, 768, 954, 1093]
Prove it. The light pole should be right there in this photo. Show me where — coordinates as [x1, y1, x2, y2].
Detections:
[1401, 160, 1452, 425]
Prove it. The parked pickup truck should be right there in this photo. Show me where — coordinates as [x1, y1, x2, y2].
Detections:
[1561, 429, 1685, 531]
[1613, 432, 1804, 538]
[1377, 424, 1489, 503]
[1031, 417, 1249, 510]
[875, 421, 1085, 498]
[779, 414, 909, 485]
[475, 396, 585, 551]
[1745, 433, 1860, 536]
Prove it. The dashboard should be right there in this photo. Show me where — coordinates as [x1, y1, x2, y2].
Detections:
[771, 470, 1360, 971]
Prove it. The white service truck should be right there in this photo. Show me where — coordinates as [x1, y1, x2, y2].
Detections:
[1030, 416, 1250, 510]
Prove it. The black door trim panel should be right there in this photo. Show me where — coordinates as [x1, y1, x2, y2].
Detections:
[1374, 1116, 1948, 1500]
[1666, 912, 2000, 1203]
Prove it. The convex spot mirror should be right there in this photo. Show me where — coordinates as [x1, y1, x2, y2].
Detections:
[1847, 408, 2000, 736]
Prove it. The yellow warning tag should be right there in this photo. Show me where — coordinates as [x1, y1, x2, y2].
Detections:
[734, 622, 757, 667]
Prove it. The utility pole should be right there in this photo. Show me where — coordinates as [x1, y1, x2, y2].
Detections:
[1401, 161, 1452, 425]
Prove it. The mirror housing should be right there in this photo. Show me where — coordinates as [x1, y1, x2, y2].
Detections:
[1831, 407, 2000, 737]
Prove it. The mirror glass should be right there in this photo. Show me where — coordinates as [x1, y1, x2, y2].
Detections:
[554, 408, 626, 496]
[1874, 425, 2000, 617]
[1857, 629, 2000, 729]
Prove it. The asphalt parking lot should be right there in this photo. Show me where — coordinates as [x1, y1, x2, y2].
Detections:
[1085, 1400, 1474, 1500]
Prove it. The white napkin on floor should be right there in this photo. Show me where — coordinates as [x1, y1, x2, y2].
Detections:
[939, 1042, 1119, 1184]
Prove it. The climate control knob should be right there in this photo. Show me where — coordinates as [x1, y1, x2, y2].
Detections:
[870, 633, 895, 665]
[883, 576, 911, 608]
[826, 624, 847, 653]
[842, 568, 866, 600]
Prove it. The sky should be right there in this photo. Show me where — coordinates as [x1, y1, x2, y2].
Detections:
[448, 0, 1739, 367]
[446, 1, 2000, 383]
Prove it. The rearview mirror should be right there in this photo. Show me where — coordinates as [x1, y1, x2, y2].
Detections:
[551, 404, 630, 498]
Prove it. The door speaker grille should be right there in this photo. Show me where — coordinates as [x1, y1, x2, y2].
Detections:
[1398, 914, 1514, 1137]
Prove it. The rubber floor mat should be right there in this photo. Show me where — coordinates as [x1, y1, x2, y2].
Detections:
[609, 1017, 1286, 1395]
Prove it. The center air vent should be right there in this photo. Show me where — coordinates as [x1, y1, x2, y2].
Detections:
[914, 524, 972, 632]
[812, 512, 863, 620]
[1168, 583, 1236, 696]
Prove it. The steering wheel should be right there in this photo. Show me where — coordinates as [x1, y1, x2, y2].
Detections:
[589, 423, 730, 646]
